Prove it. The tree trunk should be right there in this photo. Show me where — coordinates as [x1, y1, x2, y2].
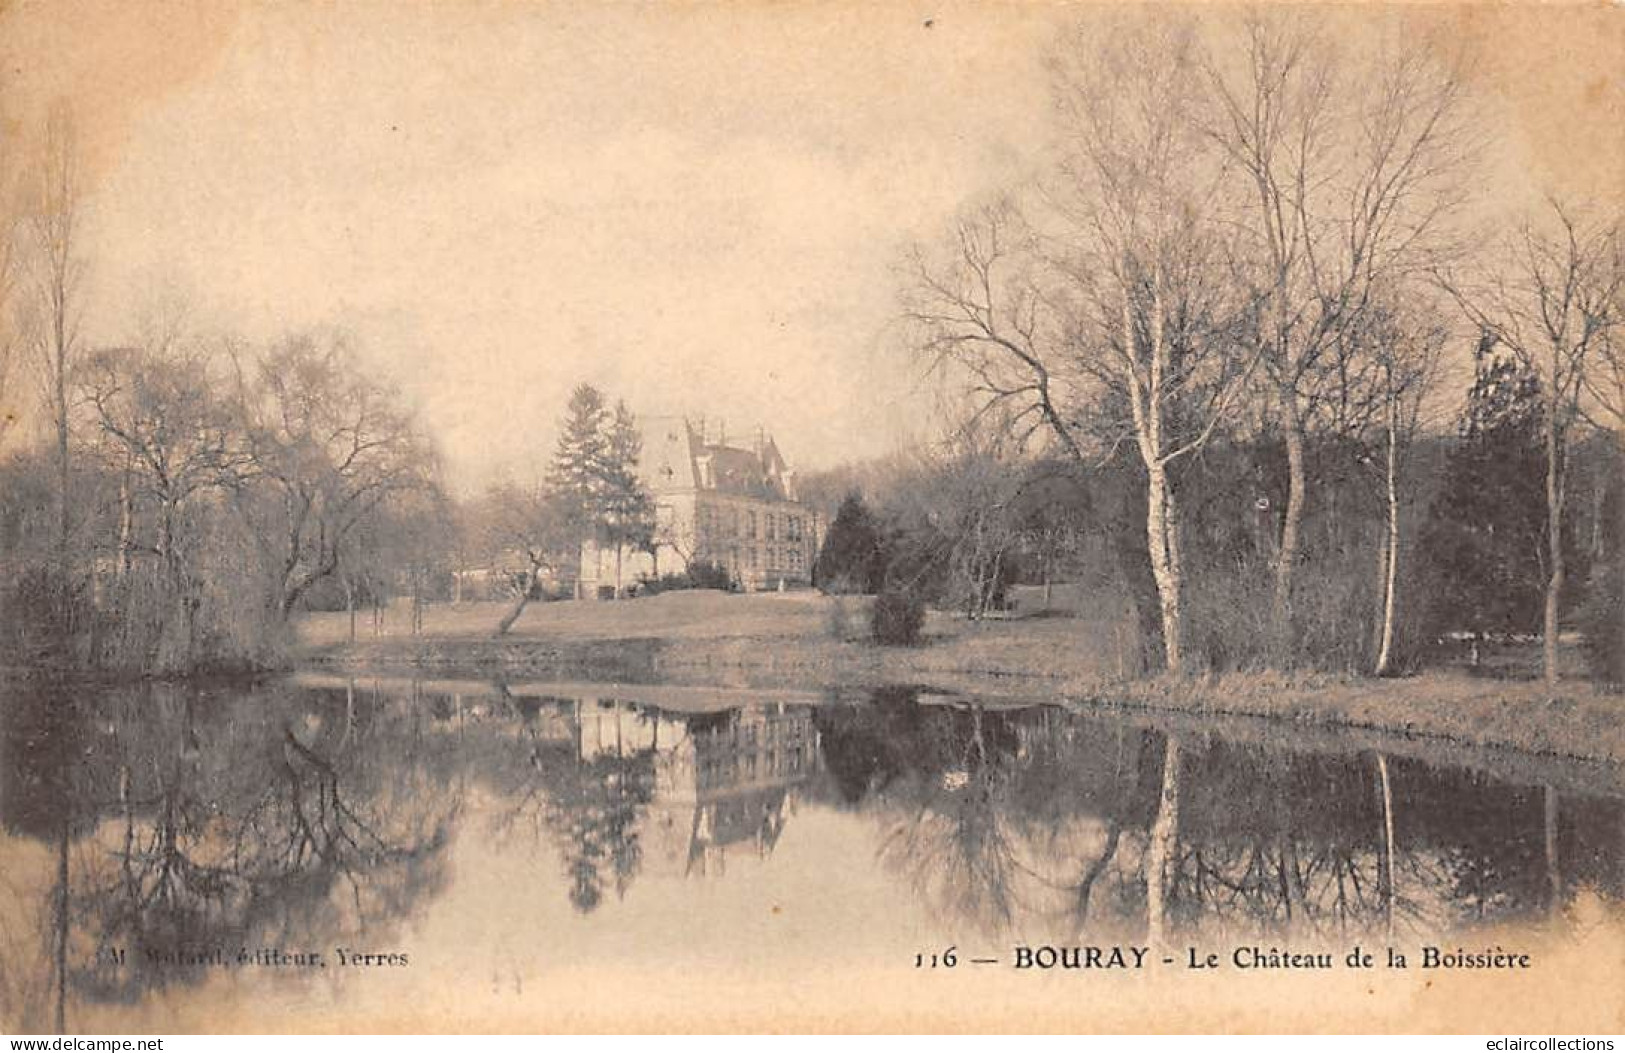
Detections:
[494, 586, 531, 637]
[54, 367, 70, 566]
[1145, 463, 1185, 675]
[1273, 397, 1307, 664]
[345, 578, 356, 643]
[1591, 475, 1606, 564]
[1543, 393, 1566, 688]
[1375, 397, 1402, 677]
[116, 457, 133, 580]
[1126, 288, 1187, 677]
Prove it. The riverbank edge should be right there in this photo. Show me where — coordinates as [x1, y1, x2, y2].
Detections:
[296, 630, 1625, 767]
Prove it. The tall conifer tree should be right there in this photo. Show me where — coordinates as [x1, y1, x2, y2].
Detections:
[1419, 338, 1547, 642]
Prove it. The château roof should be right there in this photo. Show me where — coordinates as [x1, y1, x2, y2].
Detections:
[642, 416, 797, 501]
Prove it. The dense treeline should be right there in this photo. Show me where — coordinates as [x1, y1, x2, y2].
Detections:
[807, 367, 1620, 677]
[851, 10, 1623, 684]
[0, 110, 458, 675]
[0, 328, 437, 674]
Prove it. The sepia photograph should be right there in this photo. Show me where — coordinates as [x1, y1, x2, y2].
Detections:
[0, 0, 1621, 1037]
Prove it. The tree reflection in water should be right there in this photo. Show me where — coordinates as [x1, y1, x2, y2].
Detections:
[873, 703, 1025, 929]
[815, 689, 1155, 938]
[2, 676, 1620, 1031]
[1156, 742, 1419, 940]
[812, 689, 1625, 943]
[482, 691, 814, 913]
[0, 679, 460, 1033]
[483, 695, 661, 913]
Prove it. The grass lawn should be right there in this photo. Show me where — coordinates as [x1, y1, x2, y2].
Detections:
[297, 588, 1134, 680]
[299, 588, 842, 645]
[295, 587, 1625, 764]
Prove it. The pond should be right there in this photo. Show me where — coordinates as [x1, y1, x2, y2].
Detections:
[2, 673, 1622, 1032]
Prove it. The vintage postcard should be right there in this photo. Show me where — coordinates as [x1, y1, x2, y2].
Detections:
[0, 0, 1622, 1036]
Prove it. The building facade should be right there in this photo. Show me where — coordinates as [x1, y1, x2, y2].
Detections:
[579, 416, 823, 595]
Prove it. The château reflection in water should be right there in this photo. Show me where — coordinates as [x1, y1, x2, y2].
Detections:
[1, 675, 1621, 1032]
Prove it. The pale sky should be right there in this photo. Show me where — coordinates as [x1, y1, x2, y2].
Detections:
[2, 1, 1620, 493]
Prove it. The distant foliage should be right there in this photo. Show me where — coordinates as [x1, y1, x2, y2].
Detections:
[1418, 346, 1548, 641]
[685, 559, 734, 591]
[1578, 461, 1624, 686]
[1187, 432, 1391, 671]
[814, 493, 888, 594]
[0, 329, 437, 675]
[1579, 552, 1624, 686]
[636, 559, 733, 595]
[1, 564, 95, 665]
[870, 587, 926, 646]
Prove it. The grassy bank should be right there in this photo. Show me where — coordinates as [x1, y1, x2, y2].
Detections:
[295, 588, 1625, 763]
[297, 590, 1138, 686]
[1078, 670, 1625, 768]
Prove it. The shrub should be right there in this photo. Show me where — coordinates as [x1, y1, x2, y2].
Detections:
[634, 571, 684, 597]
[636, 559, 734, 596]
[814, 493, 888, 594]
[871, 588, 926, 646]
[1579, 554, 1624, 686]
[0, 564, 96, 666]
[686, 559, 734, 591]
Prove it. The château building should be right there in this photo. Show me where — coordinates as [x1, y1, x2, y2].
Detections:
[578, 416, 824, 596]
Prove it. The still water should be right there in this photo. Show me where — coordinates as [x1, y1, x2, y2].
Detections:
[2, 674, 1622, 1032]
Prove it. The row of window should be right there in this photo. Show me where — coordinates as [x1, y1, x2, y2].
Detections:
[698, 544, 809, 575]
[697, 505, 807, 542]
[744, 545, 807, 572]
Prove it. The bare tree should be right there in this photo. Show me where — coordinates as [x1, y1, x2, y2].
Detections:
[646, 504, 693, 579]
[1349, 298, 1447, 675]
[26, 105, 85, 565]
[1443, 199, 1623, 686]
[476, 478, 578, 636]
[231, 332, 435, 621]
[907, 20, 1255, 674]
[78, 341, 246, 664]
[1581, 233, 1625, 447]
[1196, 12, 1475, 661]
[896, 431, 1026, 620]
